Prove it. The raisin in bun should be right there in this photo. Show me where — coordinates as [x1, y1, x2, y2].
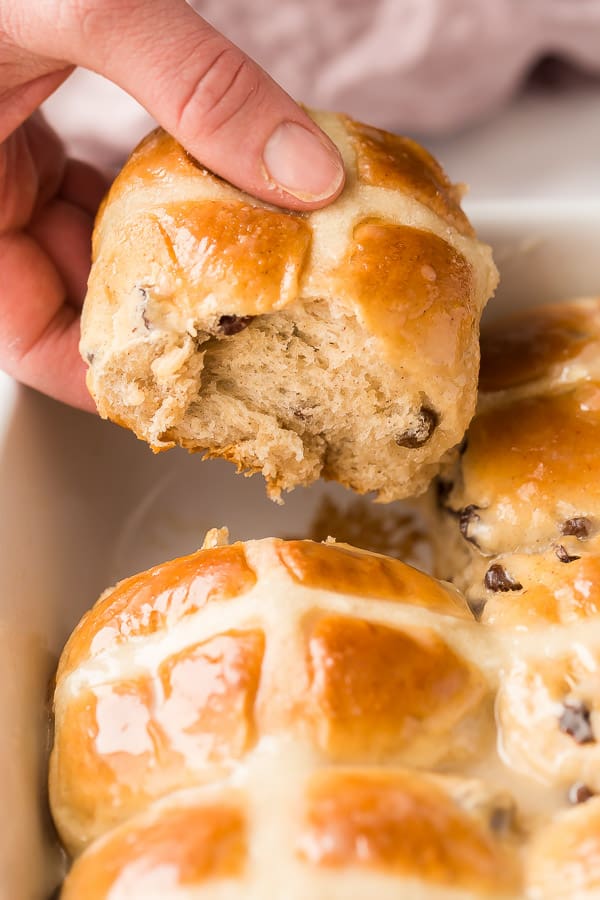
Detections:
[80, 110, 498, 501]
[435, 297, 600, 624]
[498, 639, 600, 793]
[51, 532, 536, 899]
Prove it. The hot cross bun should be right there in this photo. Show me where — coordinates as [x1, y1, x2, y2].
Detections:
[80, 111, 497, 501]
[437, 297, 600, 625]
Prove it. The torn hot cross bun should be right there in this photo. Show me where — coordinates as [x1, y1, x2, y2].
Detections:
[80, 110, 497, 501]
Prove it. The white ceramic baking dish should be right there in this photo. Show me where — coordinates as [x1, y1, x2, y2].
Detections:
[3, 202, 600, 900]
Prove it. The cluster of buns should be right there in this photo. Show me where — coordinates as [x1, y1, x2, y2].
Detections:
[53, 109, 600, 898]
[431, 297, 600, 897]
[80, 111, 497, 501]
[52, 298, 600, 898]
[51, 534, 522, 899]
[50, 519, 600, 897]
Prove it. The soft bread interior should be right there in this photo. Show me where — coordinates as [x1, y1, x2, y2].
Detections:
[97, 298, 451, 501]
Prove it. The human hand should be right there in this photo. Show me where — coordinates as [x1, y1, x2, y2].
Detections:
[0, 0, 345, 410]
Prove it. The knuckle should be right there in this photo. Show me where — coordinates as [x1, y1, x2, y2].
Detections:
[0, 0, 97, 58]
[57, 0, 139, 47]
[173, 45, 262, 137]
[55, 0, 100, 32]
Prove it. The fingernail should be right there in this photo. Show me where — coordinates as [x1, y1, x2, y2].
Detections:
[263, 122, 344, 201]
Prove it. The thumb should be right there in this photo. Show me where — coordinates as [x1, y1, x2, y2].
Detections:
[35, 0, 345, 210]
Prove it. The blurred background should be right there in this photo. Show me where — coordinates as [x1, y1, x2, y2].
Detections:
[43, 1, 600, 209]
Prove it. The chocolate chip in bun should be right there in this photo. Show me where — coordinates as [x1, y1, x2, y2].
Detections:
[434, 297, 600, 627]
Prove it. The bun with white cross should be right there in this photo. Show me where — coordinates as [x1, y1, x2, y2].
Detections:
[80, 111, 497, 501]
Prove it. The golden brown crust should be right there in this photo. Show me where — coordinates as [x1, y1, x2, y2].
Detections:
[497, 553, 600, 625]
[52, 675, 174, 851]
[479, 298, 600, 394]
[335, 222, 477, 399]
[52, 629, 264, 853]
[95, 129, 207, 217]
[305, 615, 487, 760]
[58, 544, 257, 679]
[275, 539, 469, 616]
[144, 200, 312, 317]
[158, 629, 264, 759]
[298, 770, 520, 892]
[89, 118, 487, 342]
[343, 116, 474, 237]
[61, 801, 246, 899]
[61, 539, 469, 685]
[425, 298, 600, 893]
